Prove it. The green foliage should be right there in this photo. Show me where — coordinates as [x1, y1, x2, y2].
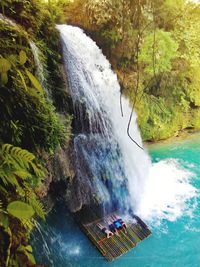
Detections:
[139, 30, 178, 75]
[0, 143, 45, 266]
[0, 57, 11, 72]
[0, 1, 72, 266]
[0, 213, 9, 228]
[16, 69, 28, 91]
[0, 2, 72, 150]
[25, 69, 44, 94]
[101, 28, 122, 47]
[0, 50, 39, 91]
[0, 52, 66, 151]
[64, 0, 200, 141]
[0, 143, 45, 216]
[19, 50, 27, 65]
[0, 57, 11, 85]
[7, 201, 35, 220]
[0, 0, 53, 37]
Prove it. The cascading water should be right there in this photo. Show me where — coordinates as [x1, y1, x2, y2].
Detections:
[29, 41, 49, 96]
[0, 13, 16, 26]
[57, 25, 151, 215]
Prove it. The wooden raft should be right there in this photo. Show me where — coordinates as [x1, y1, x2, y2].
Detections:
[80, 214, 151, 261]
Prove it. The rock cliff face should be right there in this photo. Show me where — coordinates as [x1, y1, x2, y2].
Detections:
[41, 136, 97, 213]
[40, 144, 77, 212]
[43, 121, 98, 213]
[36, 69, 92, 213]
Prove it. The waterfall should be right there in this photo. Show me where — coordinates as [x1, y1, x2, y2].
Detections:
[29, 41, 49, 96]
[56, 25, 197, 225]
[0, 13, 16, 26]
[0, 13, 49, 96]
[57, 25, 151, 215]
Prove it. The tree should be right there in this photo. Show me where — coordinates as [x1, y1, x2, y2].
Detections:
[139, 30, 178, 75]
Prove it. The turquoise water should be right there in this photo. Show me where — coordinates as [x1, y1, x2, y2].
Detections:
[33, 134, 200, 267]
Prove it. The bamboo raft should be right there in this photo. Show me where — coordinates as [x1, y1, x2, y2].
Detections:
[79, 212, 151, 261]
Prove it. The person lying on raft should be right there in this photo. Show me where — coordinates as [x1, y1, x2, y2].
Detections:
[110, 214, 127, 233]
[105, 218, 120, 236]
[96, 223, 114, 238]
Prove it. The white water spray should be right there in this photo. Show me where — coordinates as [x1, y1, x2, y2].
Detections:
[136, 159, 197, 224]
[57, 25, 197, 222]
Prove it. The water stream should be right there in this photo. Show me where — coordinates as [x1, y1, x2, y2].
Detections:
[29, 41, 49, 96]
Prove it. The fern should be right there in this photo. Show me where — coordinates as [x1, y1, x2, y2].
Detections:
[0, 144, 45, 190]
[27, 195, 45, 220]
[2, 144, 35, 170]
[0, 143, 46, 221]
[0, 185, 8, 196]
[29, 161, 44, 179]
[21, 219, 35, 233]
[0, 168, 19, 188]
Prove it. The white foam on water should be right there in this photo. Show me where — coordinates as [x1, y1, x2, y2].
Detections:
[136, 159, 197, 224]
[68, 245, 81, 256]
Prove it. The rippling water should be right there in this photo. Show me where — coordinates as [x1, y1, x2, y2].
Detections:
[32, 133, 200, 267]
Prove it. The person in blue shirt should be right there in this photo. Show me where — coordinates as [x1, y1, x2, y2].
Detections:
[111, 214, 127, 233]
[105, 218, 120, 236]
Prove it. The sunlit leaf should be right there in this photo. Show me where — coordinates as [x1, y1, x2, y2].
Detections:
[14, 170, 32, 179]
[19, 50, 27, 65]
[17, 70, 28, 91]
[0, 213, 9, 228]
[25, 245, 33, 253]
[1, 72, 8, 85]
[26, 251, 36, 264]
[25, 69, 43, 94]
[7, 201, 35, 220]
[0, 58, 11, 73]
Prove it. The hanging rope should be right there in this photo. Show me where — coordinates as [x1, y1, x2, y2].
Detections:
[119, 0, 126, 117]
[126, 0, 144, 150]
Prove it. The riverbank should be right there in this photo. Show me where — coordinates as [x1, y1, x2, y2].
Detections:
[145, 129, 200, 147]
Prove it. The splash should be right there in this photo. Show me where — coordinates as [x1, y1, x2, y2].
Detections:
[136, 159, 197, 224]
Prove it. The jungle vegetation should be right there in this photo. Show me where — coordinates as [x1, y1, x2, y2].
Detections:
[62, 0, 200, 141]
[1, 0, 200, 266]
[0, 1, 71, 266]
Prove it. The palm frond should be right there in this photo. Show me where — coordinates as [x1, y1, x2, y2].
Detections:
[21, 218, 34, 232]
[26, 193, 45, 220]
[0, 144, 45, 190]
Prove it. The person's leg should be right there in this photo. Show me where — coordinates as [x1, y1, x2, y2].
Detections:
[97, 223, 114, 238]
